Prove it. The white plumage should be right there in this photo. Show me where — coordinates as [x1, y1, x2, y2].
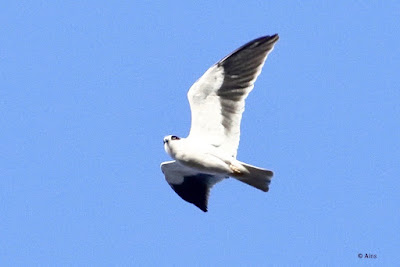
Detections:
[161, 34, 279, 212]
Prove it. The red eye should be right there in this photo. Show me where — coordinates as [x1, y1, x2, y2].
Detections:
[171, 136, 180, 140]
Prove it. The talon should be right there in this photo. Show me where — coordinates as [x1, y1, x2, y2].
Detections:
[230, 164, 241, 174]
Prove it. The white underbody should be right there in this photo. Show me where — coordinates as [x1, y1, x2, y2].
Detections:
[164, 137, 245, 176]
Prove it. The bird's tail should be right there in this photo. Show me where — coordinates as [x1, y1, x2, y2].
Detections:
[231, 161, 274, 192]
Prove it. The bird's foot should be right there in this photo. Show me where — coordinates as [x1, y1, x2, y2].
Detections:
[230, 164, 242, 174]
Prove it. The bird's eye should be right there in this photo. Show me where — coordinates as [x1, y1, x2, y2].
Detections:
[171, 136, 180, 140]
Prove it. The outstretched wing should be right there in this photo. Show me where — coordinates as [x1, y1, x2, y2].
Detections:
[187, 35, 279, 158]
[161, 161, 226, 212]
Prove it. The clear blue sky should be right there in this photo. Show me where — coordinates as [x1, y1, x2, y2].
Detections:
[1, 1, 399, 266]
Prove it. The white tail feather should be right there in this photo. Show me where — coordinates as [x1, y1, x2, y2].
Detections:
[231, 161, 273, 192]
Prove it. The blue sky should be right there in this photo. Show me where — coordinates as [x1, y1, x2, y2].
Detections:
[1, 1, 399, 266]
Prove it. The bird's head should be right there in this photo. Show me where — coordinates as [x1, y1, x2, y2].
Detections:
[163, 135, 181, 157]
[163, 135, 181, 144]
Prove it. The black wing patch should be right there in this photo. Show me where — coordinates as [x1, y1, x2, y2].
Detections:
[218, 34, 279, 95]
[216, 34, 279, 137]
[169, 173, 216, 212]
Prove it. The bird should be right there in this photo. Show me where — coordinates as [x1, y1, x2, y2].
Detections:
[161, 34, 279, 212]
